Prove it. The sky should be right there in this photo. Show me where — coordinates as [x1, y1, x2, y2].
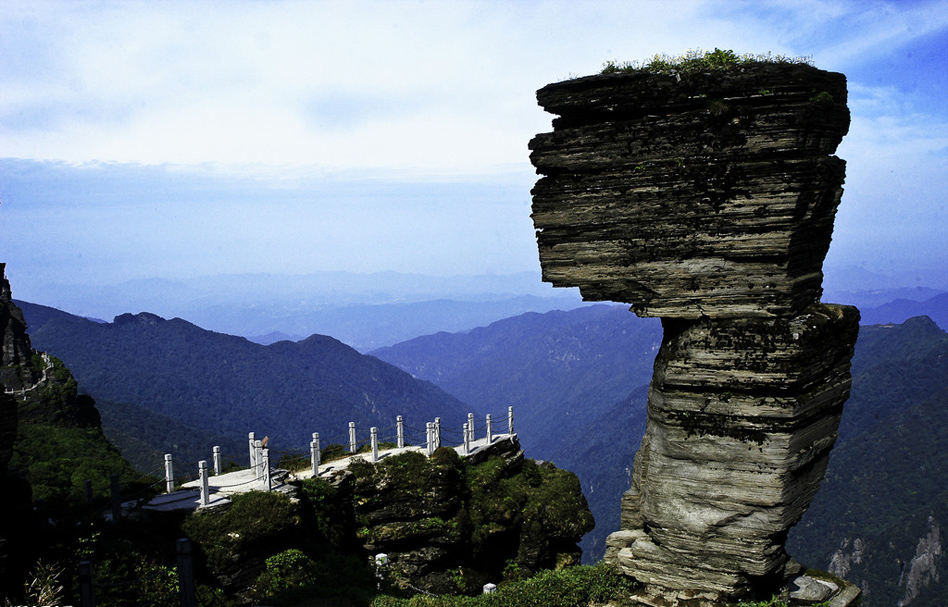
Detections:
[1, 0, 947, 305]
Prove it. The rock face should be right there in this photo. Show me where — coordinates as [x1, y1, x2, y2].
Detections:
[0, 263, 37, 598]
[530, 62, 859, 604]
[530, 63, 849, 319]
[1, 262, 33, 472]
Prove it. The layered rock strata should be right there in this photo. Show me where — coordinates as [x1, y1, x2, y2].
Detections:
[530, 63, 849, 319]
[529, 63, 858, 604]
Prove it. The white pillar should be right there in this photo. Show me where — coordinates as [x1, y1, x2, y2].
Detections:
[486, 414, 493, 444]
[248, 432, 256, 468]
[426, 422, 434, 456]
[508, 406, 514, 435]
[213, 446, 221, 476]
[371, 427, 379, 463]
[164, 453, 174, 493]
[349, 422, 357, 453]
[397, 415, 404, 448]
[255, 440, 264, 479]
[198, 460, 209, 507]
[262, 448, 271, 490]
[462, 423, 470, 455]
[468, 413, 475, 441]
[435, 417, 441, 449]
[311, 432, 320, 476]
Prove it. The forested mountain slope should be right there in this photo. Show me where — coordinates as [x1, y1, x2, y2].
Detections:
[372, 304, 662, 457]
[788, 316, 948, 607]
[19, 301, 470, 463]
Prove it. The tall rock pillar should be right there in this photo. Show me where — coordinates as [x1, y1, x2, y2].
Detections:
[529, 61, 859, 604]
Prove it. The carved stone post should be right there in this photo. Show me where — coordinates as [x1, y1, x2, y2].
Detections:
[164, 453, 174, 493]
[198, 460, 209, 507]
[213, 446, 221, 476]
[311, 432, 320, 476]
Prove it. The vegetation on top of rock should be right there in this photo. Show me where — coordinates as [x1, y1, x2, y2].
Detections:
[600, 48, 813, 75]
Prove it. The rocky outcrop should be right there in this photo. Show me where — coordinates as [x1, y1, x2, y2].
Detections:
[0, 263, 37, 599]
[345, 435, 593, 594]
[530, 61, 858, 605]
[898, 516, 943, 607]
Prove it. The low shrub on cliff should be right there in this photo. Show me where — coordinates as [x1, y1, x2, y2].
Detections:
[371, 562, 637, 607]
[181, 490, 300, 576]
[250, 548, 377, 606]
[601, 48, 812, 75]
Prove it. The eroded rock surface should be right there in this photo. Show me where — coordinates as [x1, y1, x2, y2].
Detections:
[530, 63, 858, 604]
[530, 64, 849, 319]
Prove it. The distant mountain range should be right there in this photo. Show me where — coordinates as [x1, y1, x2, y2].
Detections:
[855, 291, 948, 330]
[19, 268, 944, 351]
[19, 301, 471, 470]
[17, 271, 585, 351]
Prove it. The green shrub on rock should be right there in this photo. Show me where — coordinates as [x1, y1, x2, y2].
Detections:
[181, 490, 300, 582]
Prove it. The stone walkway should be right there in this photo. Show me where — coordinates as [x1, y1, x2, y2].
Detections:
[141, 433, 514, 513]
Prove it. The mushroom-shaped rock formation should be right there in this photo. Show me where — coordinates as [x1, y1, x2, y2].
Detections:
[529, 60, 859, 605]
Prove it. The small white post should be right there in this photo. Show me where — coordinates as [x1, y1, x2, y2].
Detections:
[371, 427, 379, 463]
[213, 446, 222, 476]
[349, 422, 357, 453]
[164, 453, 174, 493]
[462, 422, 470, 455]
[262, 448, 271, 490]
[435, 417, 441, 449]
[311, 432, 320, 476]
[248, 432, 256, 468]
[198, 460, 209, 507]
[486, 414, 493, 444]
[255, 440, 264, 479]
[483, 583, 497, 594]
[508, 406, 514, 435]
[397, 415, 404, 448]
[468, 413, 475, 441]
[426, 422, 434, 456]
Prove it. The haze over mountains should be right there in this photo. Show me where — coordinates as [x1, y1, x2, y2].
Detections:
[18, 271, 585, 351]
[15, 266, 947, 351]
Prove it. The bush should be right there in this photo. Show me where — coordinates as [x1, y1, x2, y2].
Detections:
[370, 562, 637, 607]
[181, 490, 299, 575]
[252, 548, 318, 597]
[600, 48, 812, 76]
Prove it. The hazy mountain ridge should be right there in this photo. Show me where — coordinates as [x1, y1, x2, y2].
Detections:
[19, 301, 471, 463]
[19, 268, 944, 351]
[855, 292, 948, 331]
[17, 271, 585, 351]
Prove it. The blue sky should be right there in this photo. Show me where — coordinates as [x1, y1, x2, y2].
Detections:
[1, 0, 946, 302]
